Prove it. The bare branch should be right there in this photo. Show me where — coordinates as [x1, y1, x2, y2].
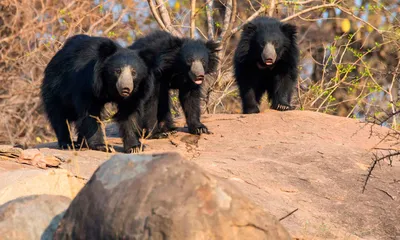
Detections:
[363, 151, 400, 193]
[387, 59, 400, 129]
[206, 0, 214, 40]
[147, 0, 167, 30]
[335, 5, 382, 33]
[278, 0, 318, 5]
[281, 3, 337, 22]
[230, 4, 265, 36]
[219, 0, 237, 45]
[154, 0, 182, 37]
[190, 0, 196, 38]
[104, 9, 128, 34]
[268, 0, 277, 17]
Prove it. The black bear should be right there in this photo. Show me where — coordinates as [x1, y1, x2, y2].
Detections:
[129, 31, 219, 135]
[41, 34, 176, 153]
[234, 17, 299, 113]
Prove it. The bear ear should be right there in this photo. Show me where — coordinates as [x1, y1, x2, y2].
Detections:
[138, 48, 157, 69]
[98, 40, 118, 61]
[281, 23, 297, 41]
[243, 22, 257, 33]
[205, 40, 220, 53]
[139, 37, 182, 73]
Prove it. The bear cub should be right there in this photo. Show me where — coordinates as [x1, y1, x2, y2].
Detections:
[234, 17, 299, 114]
[129, 31, 219, 136]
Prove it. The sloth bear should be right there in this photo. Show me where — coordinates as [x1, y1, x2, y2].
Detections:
[41, 34, 176, 153]
[129, 31, 219, 135]
[234, 17, 299, 113]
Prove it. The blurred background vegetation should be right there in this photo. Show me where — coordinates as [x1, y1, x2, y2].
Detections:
[0, 0, 399, 146]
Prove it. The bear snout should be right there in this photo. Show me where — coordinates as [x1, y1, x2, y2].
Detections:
[189, 60, 205, 85]
[261, 43, 277, 65]
[117, 67, 134, 97]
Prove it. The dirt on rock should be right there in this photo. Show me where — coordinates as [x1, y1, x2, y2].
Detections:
[1, 110, 399, 239]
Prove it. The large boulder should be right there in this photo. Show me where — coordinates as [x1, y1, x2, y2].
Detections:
[54, 153, 291, 240]
[0, 194, 71, 240]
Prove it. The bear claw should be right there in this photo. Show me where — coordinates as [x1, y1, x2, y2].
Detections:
[92, 144, 115, 153]
[274, 104, 295, 111]
[189, 124, 210, 135]
[126, 145, 145, 154]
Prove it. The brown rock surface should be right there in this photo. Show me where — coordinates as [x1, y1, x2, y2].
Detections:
[2, 110, 399, 239]
[54, 152, 291, 240]
[0, 162, 85, 205]
[0, 194, 71, 240]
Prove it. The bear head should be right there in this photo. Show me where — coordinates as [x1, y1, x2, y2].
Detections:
[94, 41, 157, 99]
[178, 39, 219, 85]
[242, 17, 297, 70]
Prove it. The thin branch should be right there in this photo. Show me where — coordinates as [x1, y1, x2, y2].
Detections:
[281, 3, 337, 22]
[154, 0, 182, 37]
[219, 0, 233, 41]
[335, 5, 382, 33]
[147, 0, 167, 30]
[268, 0, 277, 17]
[230, 4, 265, 36]
[387, 57, 400, 129]
[362, 151, 400, 193]
[104, 9, 128, 34]
[190, 0, 196, 38]
[206, 0, 214, 40]
[278, 0, 318, 5]
[279, 208, 299, 221]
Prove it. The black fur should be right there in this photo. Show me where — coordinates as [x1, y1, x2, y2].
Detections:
[129, 31, 219, 136]
[234, 17, 299, 113]
[41, 34, 176, 153]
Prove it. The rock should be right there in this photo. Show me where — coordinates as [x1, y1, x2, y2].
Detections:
[0, 194, 71, 240]
[54, 152, 291, 240]
[31, 112, 400, 239]
[18, 148, 60, 169]
[0, 146, 60, 169]
[0, 167, 85, 205]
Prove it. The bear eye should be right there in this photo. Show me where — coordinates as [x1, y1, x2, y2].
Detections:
[131, 69, 137, 76]
[114, 68, 121, 75]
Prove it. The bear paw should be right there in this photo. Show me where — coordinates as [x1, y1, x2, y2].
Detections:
[125, 144, 145, 154]
[189, 124, 210, 135]
[92, 144, 115, 153]
[59, 142, 81, 150]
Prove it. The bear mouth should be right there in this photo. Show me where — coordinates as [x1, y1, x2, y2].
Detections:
[265, 58, 274, 65]
[120, 88, 131, 97]
[194, 75, 204, 85]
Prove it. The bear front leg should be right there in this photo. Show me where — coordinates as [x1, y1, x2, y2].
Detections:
[157, 81, 176, 134]
[239, 86, 260, 114]
[270, 73, 296, 111]
[117, 111, 144, 153]
[44, 104, 78, 149]
[178, 86, 209, 135]
[76, 115, 114, 152]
